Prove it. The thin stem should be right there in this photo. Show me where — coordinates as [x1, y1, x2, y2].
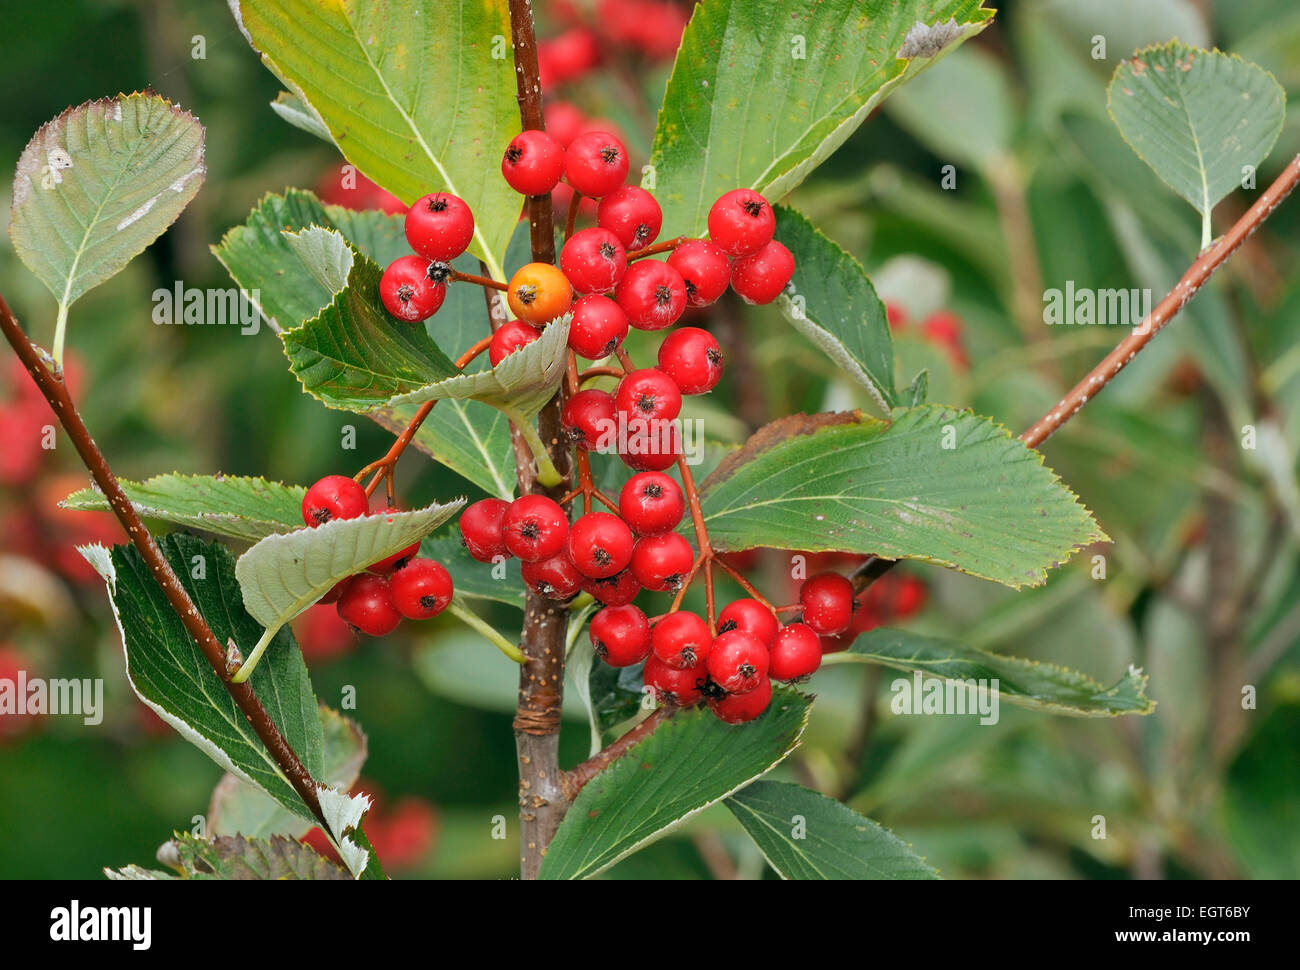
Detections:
[229, 625, 278, 684]
[448, 268, 509, 292]
[577, 365, 624, 382]
[626, 235, 689, 261]
[714, 557, 776, 611]
[563, 706, 677, 798]
[53, 302, 69, 372]
[448, 599, 526, 664]
[564, 189, 582, 241]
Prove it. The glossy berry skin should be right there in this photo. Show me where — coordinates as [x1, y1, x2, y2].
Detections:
[615, 260, 687, 331]
[567, 295, 628, 359]
[615, 368, 682, 423]
[768, 623, 822, 681]
[564, 130, 629, 198]
[502, 494, 569, 563]
[630, 532, 694, 592]
[621, 417, 681, 472]
[389, 558, 454, 619]
[709, 676, 772, 723]
[799, 571, 856, 635]
[521, 551, 584, 600]
[706, 630, 769, 694]
[502, 129, 565, 196]
[707, 189, 775, 257]
[369, 539, 421, 574]
[489, 319, 542, 366]
[644, 655, 705, 706]
[507, 262, 573, 326]
[581, 567, 641, 607]
[717, 598, 779, 647]
[666, 240, 731, 307]
[337, 573, 402, 636]
[458, 498, 511, 562]
[730, 240, 795, 305]
[652, 611, 712, 670]
[405, 193, 475, 261]
[318, 576, 353, 605]
[657, 327, 723, 394]
[380, 255, 446, 322]
[597, 185, 662, 249]
[302, 475, 369, 527]
[589, 604, 652, 667]
[561, 388, 616, 451]
[560, 228, 627, 294]
[567, 512, 634, 579]
[618, 471, 684, 536]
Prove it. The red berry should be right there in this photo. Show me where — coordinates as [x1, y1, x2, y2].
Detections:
[717, 599, 778, 647]
[630, 532, 694, 592]
[502, 495, 570, 562]
[568, 295, 629, 359]
[567, 512, 635, 579]
[589, 604, 652, 667]
[538, 27, 601, 88]
[580, 567, 641, 606]
[886, 302, 908, 331]
[657, 327, 723, 394]
[620, 417, 682, 472]
[615, 368, 682, 424]
[302, 475, 369, 527]
[337, 573, 402, 636]
[708, 676, 772, 723]
[380, 255, 446, 322]
[891, 575, 928, 617]
[651, 611, 711, 669]
[521, 551, 584, 600]
[615, 259, 687, 331]
[730, 240, 794, 305]
[561, 388, 616, 451]
[768, 623, 822, 681]
[502, 129, 566, 196]
[389, 558, 454, 619]
[799, 572, 856, 635]
[560, 227, 627, 294]
[644, 654, 705, 706]
[707, 189, 775, 256]
[618, 471, 684, 536]
[459, 498, 511, 562]
[368, 529, 421, 573]
[564, 130, 629, 198]
[545, 101, 587, 148]
[318, 576, 353, 605]
[706, 630, 769, 693]
[597, 185, 662, 249]
[489, 319, 542, 366]
[666, 239, 731, 307]
[405, 193, 475, 262]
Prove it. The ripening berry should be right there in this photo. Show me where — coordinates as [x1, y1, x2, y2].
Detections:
[717, 598, 778, 647]
[521, 551, 584, 600]
[489, 319, 543, 366]
[405, 193, 475, 261]
[507, 262, 574, 326]
[597, 185, 662, 249]
[707, 189, 775, 256]
[564, 130, 630, 198]
[768, 623, 822, 681]
[708, 676, 772, 723]
[666, 239, 731, 307]
[502, 494, 570, 562]
[560, 227, 627, 294]
[706, 629, 769, 694]
[657, 327, 723, 394]
[389, 558, 454, 619]
[589, 605, 652, 667]
[730, 240, 795, 305]
[337, 573, 402, 637]
[615, 368, 682, 424]
[644, 654, 705, 706]
[567, 512, 635, 579]
[302, 475, 369, 527]
[580, 567, 641, 607]
[459, 498, 511, 562]
[380, 255, 446, 322]
[561, 388, 617, 451]
[620, 416, 682, 472]
[799, 572, 856, 635]
[618, 471, 684, 536]
[614, 259, 687, 331]
[630, 532, 694, 592]
[502, 129, 566, 196]
[651, 610, 712, 670]
[567, 294, 629, 359]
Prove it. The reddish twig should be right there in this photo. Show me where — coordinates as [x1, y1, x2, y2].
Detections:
[564, 189, 582, 241]
[626, 235, 689, 261]
[563, 706, 678, 797]
[577, 365, 625, 382]
[448, 268, 509, 291]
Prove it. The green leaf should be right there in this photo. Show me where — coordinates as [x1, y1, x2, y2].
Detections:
[699, 406, 1106, 589]
[208, 706, 367, 840]
[162, 832, 350, 880]
[1107, 42, 1286, 247]
[61, 473, 304, 543]
[725, 781, 940, 879]
[82, 536, 324, 816]
[539, 687, 812, 880]
[234, 0, 519, 278]
[648, 0, 993, 238]
[8, 92, 205, 361]
[419, 532, 523, 608]
[567, 623, 645, 757]
[280, 229, 459, 413]
[269, 90, 334, 143]
[826, 627, 1156, 716]
[235, 499, 464, 637]
[773, 205, 895, 410]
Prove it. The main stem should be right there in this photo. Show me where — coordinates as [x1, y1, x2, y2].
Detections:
[508, 0, 571, 880]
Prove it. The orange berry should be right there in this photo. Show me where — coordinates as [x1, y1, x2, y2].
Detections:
[507, 262, 573, 326]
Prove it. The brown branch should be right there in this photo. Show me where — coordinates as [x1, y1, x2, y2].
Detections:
[563, 706, 677, 798]
[626, 235, 689, 261]
[448, 268, 508, 291]
[0, 293, 330, 831]
[509, 0, 555, 267]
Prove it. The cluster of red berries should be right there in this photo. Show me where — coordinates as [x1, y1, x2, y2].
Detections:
[538, 0, 689, 90]
[300, 475, 453, 638]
